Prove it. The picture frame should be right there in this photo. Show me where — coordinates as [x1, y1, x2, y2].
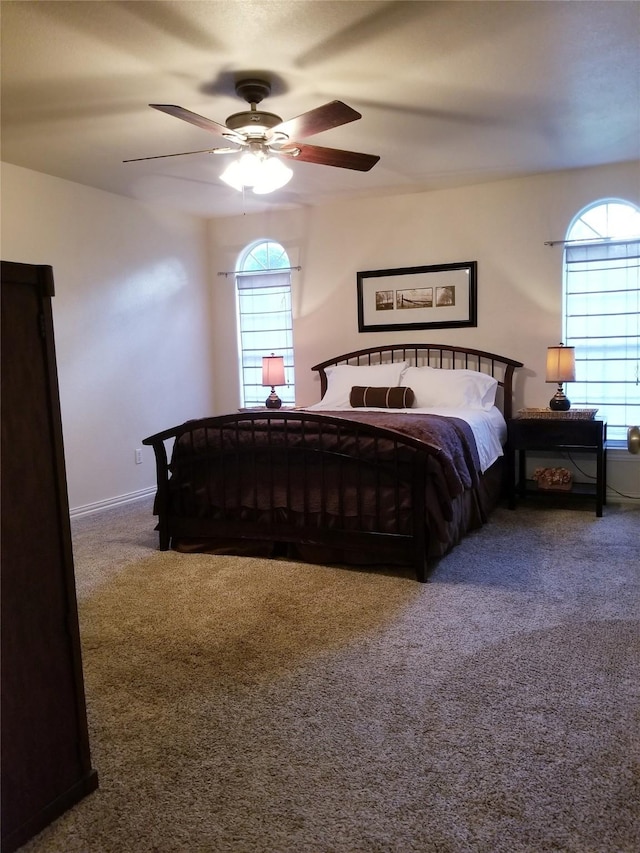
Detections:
[357, 261, 477, 333]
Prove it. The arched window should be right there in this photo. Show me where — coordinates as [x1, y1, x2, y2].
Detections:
[563, 199, 640, 442]
[236, 240, 295, 407]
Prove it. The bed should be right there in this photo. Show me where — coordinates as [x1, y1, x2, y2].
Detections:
[143, 344, 522, 581]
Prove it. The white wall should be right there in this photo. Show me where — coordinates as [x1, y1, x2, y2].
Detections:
[208, 161, 640, 499]
[1, 163, 214, 512]
[3, 161, 638, 509]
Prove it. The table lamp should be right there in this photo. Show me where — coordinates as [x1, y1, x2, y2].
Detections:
[546, 343, 576, 411]
[262, 353, 285, 409]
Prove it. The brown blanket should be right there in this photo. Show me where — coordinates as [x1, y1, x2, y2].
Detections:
[317, 411, 481, 495]
[155, 409, 500, 570]
[169, 411, 483, 530]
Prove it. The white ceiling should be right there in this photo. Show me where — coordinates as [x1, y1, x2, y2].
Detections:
[2, 0, 639, 219]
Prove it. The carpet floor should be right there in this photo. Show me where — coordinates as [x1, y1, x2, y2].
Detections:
[19, 498, 640, 853]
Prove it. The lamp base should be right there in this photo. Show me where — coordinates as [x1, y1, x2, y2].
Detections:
[549, 385, 571, 411]
[265, 387, 282, 409]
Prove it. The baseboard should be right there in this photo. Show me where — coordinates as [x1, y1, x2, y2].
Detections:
[70, 486, 156, 518]
[607, 494, 640, 505]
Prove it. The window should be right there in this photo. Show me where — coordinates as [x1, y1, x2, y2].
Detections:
[563, 199, 640, 442]
[236, 240, 295, 407]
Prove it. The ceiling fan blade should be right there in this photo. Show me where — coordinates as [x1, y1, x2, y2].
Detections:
[150, 104, 241, 142]
[123, 147, 235, 163]
[270, 101, 361, 141]
[283, 143, 380, 172]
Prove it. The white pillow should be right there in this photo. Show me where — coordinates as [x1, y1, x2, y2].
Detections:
[402, 366, 498, 410]
[314, 362, 408, 409]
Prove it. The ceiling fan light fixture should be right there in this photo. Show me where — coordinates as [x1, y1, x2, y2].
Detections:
[219, 151, 261, 191]
[142, 82, 379, 182]
[225, 110, 282, 135]
[252, 157, 293, 194]
[219, 149, 292, 194]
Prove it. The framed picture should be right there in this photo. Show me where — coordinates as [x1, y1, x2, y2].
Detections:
[357, 261, 477, 333]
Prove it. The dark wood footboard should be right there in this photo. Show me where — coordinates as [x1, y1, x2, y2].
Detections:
[143, 411, 434, 581]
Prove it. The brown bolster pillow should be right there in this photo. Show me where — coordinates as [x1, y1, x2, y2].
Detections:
[350, 386, 415, 408]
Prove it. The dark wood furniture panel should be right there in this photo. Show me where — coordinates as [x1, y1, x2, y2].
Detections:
[507, 416, 607, 517]
[1, 261, 98, 853]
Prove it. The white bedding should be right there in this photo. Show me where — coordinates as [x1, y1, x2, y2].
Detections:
[304, 403, 507, 473]
[417, 406, 507, 473]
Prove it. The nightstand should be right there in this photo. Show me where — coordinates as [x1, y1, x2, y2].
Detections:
[507, 416, 607, 517]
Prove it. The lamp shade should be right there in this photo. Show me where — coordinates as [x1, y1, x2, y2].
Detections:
[546, 344, 576, 383]
[253, 157, 293, 194]
[262, 354, 285, 387]
[220, 150, 293, 195]
[219, 152, 262, 192]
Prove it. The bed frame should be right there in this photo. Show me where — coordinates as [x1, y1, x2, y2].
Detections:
[311, 343, 521, 420]
[143, 344, 522, 582]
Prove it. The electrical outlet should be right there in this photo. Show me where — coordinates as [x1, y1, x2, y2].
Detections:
[135, 448, 143, 464]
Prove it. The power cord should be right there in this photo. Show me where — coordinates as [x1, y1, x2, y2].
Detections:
[562, 450, 640, 502]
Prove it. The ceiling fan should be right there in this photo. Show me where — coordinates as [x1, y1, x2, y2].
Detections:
[124, 78, 380, 193]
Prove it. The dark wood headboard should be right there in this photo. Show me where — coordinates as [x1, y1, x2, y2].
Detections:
[311, 344, 523, 420]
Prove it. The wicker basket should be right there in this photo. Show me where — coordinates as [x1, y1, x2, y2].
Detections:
[517, 408, 598, 420]
[532, 467, 573, 491]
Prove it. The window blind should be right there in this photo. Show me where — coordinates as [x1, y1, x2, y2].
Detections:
[564, 239, 640, 441]
[236, 271, 291, 290]
[236, 268, 295, 407]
